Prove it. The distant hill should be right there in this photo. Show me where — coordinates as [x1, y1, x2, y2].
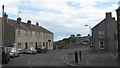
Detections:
[53, 35, 91, 49]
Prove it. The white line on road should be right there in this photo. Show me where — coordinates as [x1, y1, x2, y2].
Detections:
[27, 58, 33, 68]
[27, 59, 32, 64]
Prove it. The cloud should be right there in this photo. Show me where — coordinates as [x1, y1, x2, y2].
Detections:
[0, 0, 119, 41]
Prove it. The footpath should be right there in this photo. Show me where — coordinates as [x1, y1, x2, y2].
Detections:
[63, 50, 118, 67]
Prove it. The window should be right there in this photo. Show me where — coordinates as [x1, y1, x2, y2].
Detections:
[99, 41, 104, 49]
[43, 33, 46, 38]
[30, 31, 32, 37]
[43, 42, 45, 46]
[35, 32, 37, 37]
[25, 31, 28, 37]
[38, 42, 42, 47]
[18, 30, 20, 37]
[99, 31, 104, 38]
[18, 43, 21, 48]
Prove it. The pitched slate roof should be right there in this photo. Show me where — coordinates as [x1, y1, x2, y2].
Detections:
[1, 17, 53, 34]
[92, 17, 117, 30]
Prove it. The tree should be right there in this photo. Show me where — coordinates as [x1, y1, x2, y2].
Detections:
[77, 34, 81, 37]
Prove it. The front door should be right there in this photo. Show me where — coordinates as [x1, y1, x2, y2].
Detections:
[25, 42, 28, 49]
[35, 42, 37, 49]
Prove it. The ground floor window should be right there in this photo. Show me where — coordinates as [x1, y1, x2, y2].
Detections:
[99, 41, 104, 49]
[38, 42, 42, 47]
[18, 43, 22, 48]
[43, 42, 45, 47]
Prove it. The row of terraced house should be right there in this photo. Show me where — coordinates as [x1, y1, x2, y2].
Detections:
[0, 13, 54, 51]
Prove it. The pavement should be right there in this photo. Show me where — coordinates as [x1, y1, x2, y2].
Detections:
[63, 52, 118, 67]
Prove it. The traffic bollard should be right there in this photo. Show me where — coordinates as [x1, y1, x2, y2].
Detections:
[79, 50, 81, 61]
[75, 51, 78, 63]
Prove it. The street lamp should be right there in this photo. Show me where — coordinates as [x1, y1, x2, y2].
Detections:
[85, 25, 92, 52]
[85, 25, 91, 36]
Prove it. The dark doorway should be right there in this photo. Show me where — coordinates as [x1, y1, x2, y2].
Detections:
[46, 42, 48, 49]
[35, 42, 37, 49]
[25, 42, 28, 49]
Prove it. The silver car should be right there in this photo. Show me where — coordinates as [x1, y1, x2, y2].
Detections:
[23, 47, 37, 54]
[9, 47, 19, 57]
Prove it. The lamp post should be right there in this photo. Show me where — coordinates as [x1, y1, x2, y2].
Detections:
[85, 25, 92, 52]
[85, 25, 91, 36]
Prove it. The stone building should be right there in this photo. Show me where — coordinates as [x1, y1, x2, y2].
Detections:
[1, 13, 53, 50]
[92, 12, 118, 52]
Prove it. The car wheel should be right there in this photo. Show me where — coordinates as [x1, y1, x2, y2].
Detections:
[13, 54, 15, 58]
[17, 54, 19, 57]
[8, 58, 10, 61]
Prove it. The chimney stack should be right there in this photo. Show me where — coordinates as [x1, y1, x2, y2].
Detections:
[17, 17, 21, 24]
[106, 12, 112, 18]
[27, 20, 31, 26]
[36, 22, 39, 26]
[3, 13, 8, 23]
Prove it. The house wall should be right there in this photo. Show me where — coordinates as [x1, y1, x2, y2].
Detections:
[2, 14, 53, 50]
[92, 21, 107, 52]
[4, 21, 15, 47]
[15, 29, 53, 50]
[3, 14, 15, 47]
[92, 13, 117, 52]
[106, 19, 117, 52]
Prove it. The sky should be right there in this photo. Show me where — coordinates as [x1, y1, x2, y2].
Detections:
[0, 0, 120, 41]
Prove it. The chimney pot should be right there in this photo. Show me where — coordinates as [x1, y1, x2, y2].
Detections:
[3, 12, 8, 23]
[106, 12, 112, 18]
[27, 20, 31, 26]
[3, 13, 8, 19]
[36, 22, 39, 26]
[17, 17, 21, 24]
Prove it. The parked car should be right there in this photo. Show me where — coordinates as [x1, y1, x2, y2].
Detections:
[0, 46, 10, 64]
[23, 47, 37, 54]
[36, 47, 47, 53]
[7, 47, 19, 58]
[17, 48, 23, 54]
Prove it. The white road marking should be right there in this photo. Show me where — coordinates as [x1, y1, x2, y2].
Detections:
[27, 58, 33, 68]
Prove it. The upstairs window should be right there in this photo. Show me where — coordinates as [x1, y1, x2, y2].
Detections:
[99, 31, 104, 38]
[18, 43, 21, 48]
[18, 30, 20, 37]
[30, 31, 32, 37]
[25, 31, 28, 37]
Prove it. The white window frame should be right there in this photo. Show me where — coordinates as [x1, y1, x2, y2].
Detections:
[30, 31, 32, 37]
[18, 43, 21, 48]
[99, 31, 104, 38]
[25, 31, 28, 37]
[18, 30, 20, 37]
[99, 41, 104, 49]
